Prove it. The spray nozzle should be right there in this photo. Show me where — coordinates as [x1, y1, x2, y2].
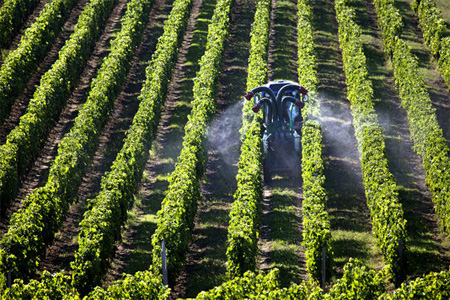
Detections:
[295, 100, 305, 109]
[299, 87, 308, 95]
[252, 103, 261, 113]
[244, 91, 254, 100]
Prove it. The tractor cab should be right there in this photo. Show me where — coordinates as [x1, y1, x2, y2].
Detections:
[244, 80, 309, 181]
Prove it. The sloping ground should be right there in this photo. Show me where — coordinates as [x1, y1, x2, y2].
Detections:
[398, 0, 450, 145]
[0, 0, 50, 55]
[0, 0, 91, 143]
[102, 0, 208, 286]
[436, 0, 450, 25]
[174, 0, 254, 297]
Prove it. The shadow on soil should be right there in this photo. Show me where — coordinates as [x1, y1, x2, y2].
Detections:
[267, 175, 306, 287]
[348, 0, 450, 281]
[270, 0, 298, 81]
[178, 0, 254, 297]
[311, 0, 380, 279]
[112, 0, 218, 280]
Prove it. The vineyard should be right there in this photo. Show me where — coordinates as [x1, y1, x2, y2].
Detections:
[0, 0, 449, 297]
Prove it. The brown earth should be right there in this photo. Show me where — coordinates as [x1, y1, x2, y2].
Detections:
[0, 0, 91, 143]
[0, 0, 128, 234]
[101, 0, 205, 288]
[0, 0, 51, 56]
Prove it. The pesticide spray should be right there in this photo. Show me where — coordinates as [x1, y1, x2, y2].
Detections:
[318, 93, 360, 162]
[207, 99, 244, 167]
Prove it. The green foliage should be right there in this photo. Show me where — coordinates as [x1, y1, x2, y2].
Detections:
[439, 37, 450, 87]
[0, 0, 40, 48]
[194, 269, 280, 299]
[1, 271, 79, 300]
[372, 0, 403, 54]
[225, 0, 269, 279]
[335, 0, 407, 283]
[68, 0, 197, 292]
[411, 0, 448, 56]
[325, 259, 386, 300]
[390, 268, 450, 299]
[411, 0, 450, 89]
[149, 0, 232, 284]
[70, 0, 193, 291]
[1, 270, 169, 299]
[297, 0, 332, 283]
[0, 0, 117, 214]
[373, 0, 450, 236]
[390, 38, 450, 236]
[194, 269, 321, 299]
[87, 271, 169, 299]
[0, 0, 151, 289]
[0, 0, 79, 124]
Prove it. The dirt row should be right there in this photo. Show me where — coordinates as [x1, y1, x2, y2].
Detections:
[0, 0, 129, 233]
[0, 0, 92, 144]
[312, 0, 450, 280]
[1, 0, 51, 55]
[37, 0, 175, 276]
[362, 0, 450, 278]
[102, 0, 208, 288]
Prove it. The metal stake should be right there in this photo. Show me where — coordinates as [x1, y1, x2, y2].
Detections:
[161, 240, 168, 286]
[321, 246, 326, 290]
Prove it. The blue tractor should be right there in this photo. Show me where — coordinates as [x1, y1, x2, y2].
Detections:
[244, 80, 309, 182]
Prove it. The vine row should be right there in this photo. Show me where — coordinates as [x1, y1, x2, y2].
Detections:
[3, 270, 169, 299]
[0, 0, 40, 48]
[0, 0, 117, 212]
[297, 0, 332, 283]
[373, 0, 450, 236]
[70, 0, 193, 293]
[150, 0, 233, 283]
[3, 258, 449, 298]
[410, 0, 450, 89]
[225, 0, 269, 279]
[0, 0, 80, 124]
[335, 0, 407, 282]
[0, 0, 152, 288]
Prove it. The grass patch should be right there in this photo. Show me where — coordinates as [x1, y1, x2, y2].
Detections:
[436, 0, 450, 25]
[267, 183, 304, 287]
[270, 0, 298, 81]
[184, 0, 255, 295]
[331, 230, 381, 277]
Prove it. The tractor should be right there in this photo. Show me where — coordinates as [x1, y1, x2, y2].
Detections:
[244, 80, 309, 182]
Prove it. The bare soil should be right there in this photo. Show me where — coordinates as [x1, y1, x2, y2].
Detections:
[0, 0, 128, 235]
[0, 0, 91, 143]
[362, 0, 450, 279]
[1, 0, 51, 55]
[171, 0, 254, 297]
[397, 0, 450, 145]
[0, 0, 449, 294]
[260, 0, 307, 287]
